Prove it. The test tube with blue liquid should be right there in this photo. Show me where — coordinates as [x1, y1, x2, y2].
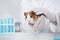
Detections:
[8, 25, 11, 32]
[1, 25, 3, 33]
[11, 25, 14, 32]
[8, 18, 11, 24]
[0, 19, 3, 24]
[3, 25, 6, 33]
[11, 18, 14, 24]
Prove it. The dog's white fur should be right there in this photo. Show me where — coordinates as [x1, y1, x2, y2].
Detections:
[25, 14, 35, 25]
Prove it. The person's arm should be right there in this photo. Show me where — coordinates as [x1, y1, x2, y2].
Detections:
[44, 12, 57, 25]
[33, 15, 47, 32]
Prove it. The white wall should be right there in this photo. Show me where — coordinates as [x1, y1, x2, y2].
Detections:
[0, 0, 60, 23]
[21, 0, 60, 13]
[0, 0, 21, 22]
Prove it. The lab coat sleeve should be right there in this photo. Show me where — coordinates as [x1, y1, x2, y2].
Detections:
[33, 15, 47, 32]
[44, 12, 57, 25]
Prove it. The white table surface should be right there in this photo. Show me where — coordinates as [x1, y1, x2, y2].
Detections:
[0, 33, 54, 40]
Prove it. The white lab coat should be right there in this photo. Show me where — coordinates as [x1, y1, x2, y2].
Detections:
[33, 15, 56, 33]
[21, 15, 57, 33]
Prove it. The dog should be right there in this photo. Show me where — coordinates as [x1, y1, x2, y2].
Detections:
[23, 11, 57, 33]
[24, 11, 47, 27]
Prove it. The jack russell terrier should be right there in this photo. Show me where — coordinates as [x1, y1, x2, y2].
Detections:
[24, 11, 47, 26]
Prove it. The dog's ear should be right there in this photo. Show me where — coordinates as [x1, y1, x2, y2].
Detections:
[31, 11, 36, 15]
[24, 12, 27, 16]
[24, 12, 27, 20]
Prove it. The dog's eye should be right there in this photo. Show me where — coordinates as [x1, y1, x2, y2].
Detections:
[25, 16, 27, 19]
[30, 16, 32, 18]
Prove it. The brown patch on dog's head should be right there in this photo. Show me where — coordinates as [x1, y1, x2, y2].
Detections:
[24, 12, 27, 20]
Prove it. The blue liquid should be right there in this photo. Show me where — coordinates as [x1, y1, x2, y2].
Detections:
[0, 18, 14, 33]
[8, 18, 11, 24]
[11, 18, 14, 24]
[0, 20, 3, 24]
[8, 25, 11, 32]
[1, 25, 3, 33]
[54, 38, 60, 40]
[3, 25, 6, 32]
[11, 25, 14, 32]
[3, 19, 6, 24]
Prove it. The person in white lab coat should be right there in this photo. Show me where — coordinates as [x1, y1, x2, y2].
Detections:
[21, 8, 57, 33]
[21, 15, 56, 33]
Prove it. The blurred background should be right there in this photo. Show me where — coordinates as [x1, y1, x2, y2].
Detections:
[0, 0, 60, 40]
